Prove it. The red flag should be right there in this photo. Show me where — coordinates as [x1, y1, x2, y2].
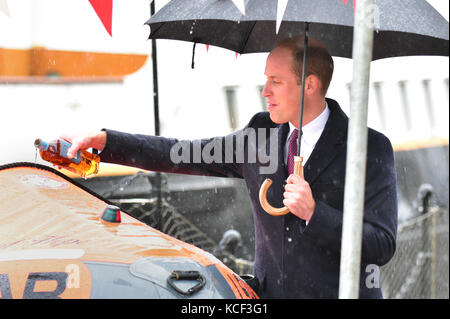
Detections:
[89, 0, 113, 36]
[206, 44, 210, 52]
[342, 0, 357, 14]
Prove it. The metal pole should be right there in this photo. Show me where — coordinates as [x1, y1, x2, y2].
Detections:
[150, 0, 160, 136]
[338, 0, 375, 299]
[150, 0, 162, 229]
[431, 207, 437, 298]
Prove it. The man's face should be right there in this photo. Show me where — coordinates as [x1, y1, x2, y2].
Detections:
[262, 47, 302, 126]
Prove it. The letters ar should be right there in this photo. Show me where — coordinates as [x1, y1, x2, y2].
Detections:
[0, 272, 68, 299]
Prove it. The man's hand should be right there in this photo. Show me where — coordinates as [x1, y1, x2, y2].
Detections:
[61, 131, 107, 159]
[283, 174, 316, 221]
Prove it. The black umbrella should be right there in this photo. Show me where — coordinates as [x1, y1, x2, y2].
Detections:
[147, 0, 449, 59]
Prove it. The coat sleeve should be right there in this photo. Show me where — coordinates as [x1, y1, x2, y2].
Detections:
[99, 130, 242, 178]
[99, 113, 265, 179]
[302, 131, 398, 266]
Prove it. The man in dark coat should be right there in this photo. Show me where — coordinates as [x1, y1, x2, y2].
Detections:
[66, 37, 398, 298]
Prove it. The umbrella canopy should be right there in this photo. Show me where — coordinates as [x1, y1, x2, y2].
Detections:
[147, 0, 449, 60]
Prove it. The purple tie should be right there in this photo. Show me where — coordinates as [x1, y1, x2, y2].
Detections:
[287, 129, 299, 175]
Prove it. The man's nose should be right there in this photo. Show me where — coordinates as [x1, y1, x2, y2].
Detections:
[262, 82, 271, 97]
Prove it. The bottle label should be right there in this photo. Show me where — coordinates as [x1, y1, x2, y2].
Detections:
[59, 140, 81, 164]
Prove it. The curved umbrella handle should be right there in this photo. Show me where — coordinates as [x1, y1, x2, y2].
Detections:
[259, 156, 303, 216]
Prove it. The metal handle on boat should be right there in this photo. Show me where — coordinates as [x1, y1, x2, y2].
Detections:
[167, 270, 206, 296]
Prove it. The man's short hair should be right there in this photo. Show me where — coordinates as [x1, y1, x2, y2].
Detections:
[274, 36, 334, 96]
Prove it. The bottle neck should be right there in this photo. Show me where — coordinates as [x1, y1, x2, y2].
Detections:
[34, 139, 49, 151]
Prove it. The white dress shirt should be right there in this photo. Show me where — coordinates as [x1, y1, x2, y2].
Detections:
[284, 102, 330, 167]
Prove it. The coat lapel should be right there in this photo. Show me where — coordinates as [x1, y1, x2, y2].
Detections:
[303, 98, 348, 185]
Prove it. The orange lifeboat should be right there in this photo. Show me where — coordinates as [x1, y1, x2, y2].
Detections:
[0, 162, 258, 299]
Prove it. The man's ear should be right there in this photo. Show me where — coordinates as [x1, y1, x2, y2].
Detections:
[305, 75, 323, 96]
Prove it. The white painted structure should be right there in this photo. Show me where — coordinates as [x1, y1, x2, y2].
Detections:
[0, 0, 448, 165]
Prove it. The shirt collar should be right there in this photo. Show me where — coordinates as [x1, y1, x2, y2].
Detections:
[288, 101, 330, 145]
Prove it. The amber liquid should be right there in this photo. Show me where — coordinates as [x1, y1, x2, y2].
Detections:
[35, 139, 100, 178]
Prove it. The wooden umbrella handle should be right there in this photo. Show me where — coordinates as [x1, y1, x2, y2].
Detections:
[259, 156, 303, 216]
